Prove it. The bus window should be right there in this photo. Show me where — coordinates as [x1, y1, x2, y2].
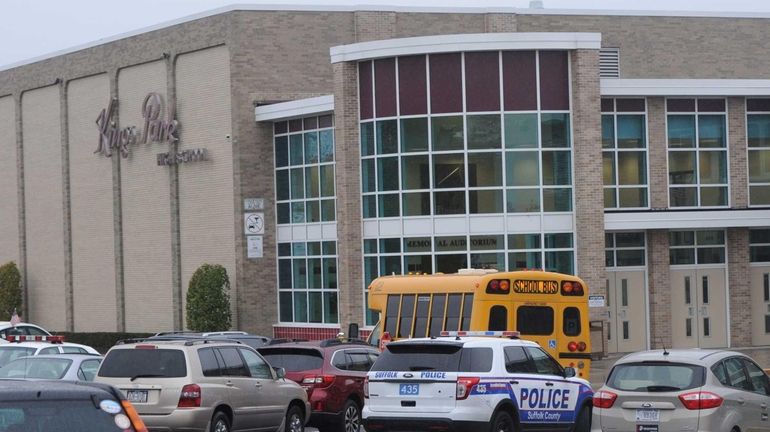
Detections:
[445, 294, 463, 331]
[428, 294, 447, 337]
[563, 306, 581, 336]
[398, 295, 416, 338]
[413, 295, 430, 337]
[385, 295, 400, 336]
[460, 294, 474, 331]
[516, 306, 554, 335]
[488, 306, 507, 331]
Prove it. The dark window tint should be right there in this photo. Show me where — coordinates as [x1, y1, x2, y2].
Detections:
[724, 358, 751, 391]
[398, 295, 415, 338]
[489, 305, 507, 331]
[712, 362, 729, 386]
[742, 358, 770, 395]
[458, 348, 493, 373]
[517, 306, 554, 335]
[347, 351, 376, 372]
[413, 295, 430, 338]
[461, 294, 473, 331]
[98, 349, 186, 378]
[257, 348, 324, 372]
[445, 294, 462, 331]
[504, 346, 534, 373]
[385, 295, 400, 336]
[0, 399, 130, 431]
[525, 347, 563, 376]
[429, 294, 447, 337]
[563, 307, 581, 337]
[607, 362, 705, 391]
[218, 348, 249, 377]
[199, 348, 221, 377]
[371, 343, 463, 372]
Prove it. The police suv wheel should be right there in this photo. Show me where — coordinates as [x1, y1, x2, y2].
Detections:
[490, 410, 515, 432]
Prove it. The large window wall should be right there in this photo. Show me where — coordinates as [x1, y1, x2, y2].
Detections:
[278, 241, 338, 324]
[601, 98, 648, 209]
[748, 99, 770, 206]
[666, 98, 728, 208]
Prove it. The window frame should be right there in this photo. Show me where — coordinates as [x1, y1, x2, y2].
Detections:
[601, 98, 650, 209]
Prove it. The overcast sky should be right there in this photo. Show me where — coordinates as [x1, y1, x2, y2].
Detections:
[3, 0, 770, 69]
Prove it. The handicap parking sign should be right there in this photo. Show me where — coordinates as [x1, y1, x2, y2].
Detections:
[548, 339, 556, 349]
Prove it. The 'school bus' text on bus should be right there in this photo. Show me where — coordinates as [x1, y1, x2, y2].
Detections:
[367, 268, 592, 378]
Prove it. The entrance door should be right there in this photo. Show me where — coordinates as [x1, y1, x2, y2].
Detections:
[670, 268, 727, 348]
[606, 270, 648, 353]
[751, 266, 770, 345]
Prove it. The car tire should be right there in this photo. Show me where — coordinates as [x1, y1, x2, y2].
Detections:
[341, 399, 361, 432]
[210, 411, 231, 432]
[572, 406, 591, 432]
[286, 405, 304, 432]
[490, 410, 515, 432]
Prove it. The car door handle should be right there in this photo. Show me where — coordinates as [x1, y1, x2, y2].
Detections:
[255, 382, 263, 388]
[737, 398, 745, 405]
[545, 382, 554, 387]
[509, 380, 519, 385]
[226, 381, 234, 387]
[761, 403, 767, 409]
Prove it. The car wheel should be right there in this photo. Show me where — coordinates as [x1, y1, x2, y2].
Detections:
[286, 405, 304, 432]
[342, 399, 361, 432]
[490, 410, 515, 432]
[210, 411, 231, 432]
[572, 406, 590, 432]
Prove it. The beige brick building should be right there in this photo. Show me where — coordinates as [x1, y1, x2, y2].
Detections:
[2, 5, 770, 354]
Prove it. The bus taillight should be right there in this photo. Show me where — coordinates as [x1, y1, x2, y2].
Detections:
[560, 281, 584, 296]
[486, 279, 510, 294]
[567, 341, 578, 352]
[577, 341, 587, 352]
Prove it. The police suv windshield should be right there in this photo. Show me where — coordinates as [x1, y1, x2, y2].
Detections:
[371, 343, 492, 373]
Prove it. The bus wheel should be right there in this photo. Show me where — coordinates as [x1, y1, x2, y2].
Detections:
[490, 410, 515, 432]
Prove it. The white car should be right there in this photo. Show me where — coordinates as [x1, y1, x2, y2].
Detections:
[0, 321, 50, 342]
[0, 338, 100, 367]
[362, 331, 594, 432]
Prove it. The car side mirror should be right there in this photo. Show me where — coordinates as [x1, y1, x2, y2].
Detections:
[273, 367, 286, 379]
[564, 367, 576, 378]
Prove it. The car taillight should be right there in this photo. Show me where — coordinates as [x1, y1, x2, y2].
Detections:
[593, 390, 617, 408]
[178, 384, 201, 408]
[379, 332, 391, 351]
[679, 391, 723, 410]
[120, 400, 148, 432]
[577, 342, 587, 352]
[456, 377, 480, 400]
[568, 341, 578, 352]
[364, 377, 369, 398]
[301, 375, 335, 388]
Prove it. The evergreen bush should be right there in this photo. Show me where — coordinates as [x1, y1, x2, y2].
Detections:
[186, 263, 232, 332]
[0, 262, 22, 320]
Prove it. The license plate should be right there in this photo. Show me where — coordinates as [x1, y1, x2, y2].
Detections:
[126, 390, 148, 403]
[635, 409, 660, 422]
[399, 383, 419, 396]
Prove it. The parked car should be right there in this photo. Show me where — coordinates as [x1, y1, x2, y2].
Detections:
[593, 349, 770, 432]
[0, 337, 100, 367]
[95, 337, 309, 432]
[258, 338, 379, 432]
[0, 354, 103, 381]
[0, 321, 50, 342]
[152, 331, 272, 349]
[0, 379, 146, 431]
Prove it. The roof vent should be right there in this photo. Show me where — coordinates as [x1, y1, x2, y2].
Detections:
[529, 0, 544, 8]
[600, 48, 620, 78]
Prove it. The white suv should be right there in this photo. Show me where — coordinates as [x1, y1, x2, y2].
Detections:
[362, 332, 593, 432]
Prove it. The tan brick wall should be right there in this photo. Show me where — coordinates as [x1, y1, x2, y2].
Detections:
[67, 74, 117, 332]
[728, 228, 751, 347]
[647, 229, 672, 349]
[0, 96, 18, 267]
[728, 97, 748, 208]
[118, 61, 173, 332]
[647, 97, 668, 209]
[395, 13, 485, 38]
[485, 13, 518, 32]
[176, 46, 236, 329]
[22, 85, 66, 330]
[355, 11, 396, 42]
[571, 50, 606, 320]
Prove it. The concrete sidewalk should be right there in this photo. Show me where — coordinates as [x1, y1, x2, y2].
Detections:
[588, 346, 770, 389]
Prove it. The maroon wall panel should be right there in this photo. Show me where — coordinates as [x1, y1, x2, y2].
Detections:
[398, 55, 427, 116]
[465, 51, 500, 112]
[502, 51, 537, 111]
[429, 53, 463, 114]
[375, 58, 397, 118]
[359, 61, 373, 120]
[538, 51, 570, 111]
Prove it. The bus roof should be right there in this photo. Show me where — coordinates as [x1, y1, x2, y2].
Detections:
[367, 269, 585, 294]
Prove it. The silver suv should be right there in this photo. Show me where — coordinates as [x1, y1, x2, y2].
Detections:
[95, 338, 309, 432]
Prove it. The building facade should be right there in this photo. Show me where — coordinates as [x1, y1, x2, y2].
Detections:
[2, 5, 770, 352]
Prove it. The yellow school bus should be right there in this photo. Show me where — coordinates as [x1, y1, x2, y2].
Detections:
[367, 268, 592, 378]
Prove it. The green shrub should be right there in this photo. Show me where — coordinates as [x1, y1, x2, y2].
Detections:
[186, 264, 232, 332]
[0, 262, 22, 320]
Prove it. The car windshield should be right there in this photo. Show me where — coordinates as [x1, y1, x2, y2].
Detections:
[98, 349, 186, 378]
[0, 400, 127, 431]
[607, 362, 705, 392]
[0, 348, 36, 367]
[0, 358, 72, 379]
[370, 343, 493, 373]
[258, 348, 324, 371]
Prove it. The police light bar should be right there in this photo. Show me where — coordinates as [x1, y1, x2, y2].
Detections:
[6, 335, 65, 343]
[440, 331, 520, 338]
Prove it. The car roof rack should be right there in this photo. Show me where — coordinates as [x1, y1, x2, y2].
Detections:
[265, 338, 309, 345]
[319, 338, 374, 348]
[116, 336, 244, 346]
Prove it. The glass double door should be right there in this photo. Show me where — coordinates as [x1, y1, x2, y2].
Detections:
[670, 267, 727, 348]
[606, 270, 648, 353]
[751, 266, 770, 345]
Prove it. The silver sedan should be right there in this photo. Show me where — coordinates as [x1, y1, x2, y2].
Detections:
[0, 354, 103, 381]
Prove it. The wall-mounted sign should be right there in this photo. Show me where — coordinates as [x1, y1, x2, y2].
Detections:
[512, 279, 559, 294]
[157, 148, 207, 166]
[244, 213, 265, 235]
[247, 236, 263, 258]
[244, 198, 264, 211]
[588, 295, 605, 308]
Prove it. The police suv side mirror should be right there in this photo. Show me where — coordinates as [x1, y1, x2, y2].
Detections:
[274, 367, 286, 379]
[563, 367, 576, 378]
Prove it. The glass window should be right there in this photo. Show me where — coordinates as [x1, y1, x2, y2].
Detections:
[563, 307, 581, 337]
[525, 347, 563, 376]
[468, 153, 502, 187]
[489, 306, 507, 331]
[376, 120, 398, 154]
[517, 306, 554, 335]
[278, 241, 339, 324]
[432, 116, 464, 151]
[724, 357, 751, 391]
[467, 115, 501, 150]
[239, 348, 271, 379]
[743, 359, 770, 395]
[504, 346, 535, 373]
[541, 113, 570, 148]
[505, 114, 538, 148]
[401, 118, 429, 152]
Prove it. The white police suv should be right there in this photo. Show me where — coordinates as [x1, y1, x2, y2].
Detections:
[362, 331, 593, 432]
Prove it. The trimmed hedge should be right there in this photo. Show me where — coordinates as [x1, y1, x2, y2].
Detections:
[53, 332, 155, 355]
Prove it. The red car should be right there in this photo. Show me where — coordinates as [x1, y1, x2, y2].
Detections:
[258, 338, 379, 432]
